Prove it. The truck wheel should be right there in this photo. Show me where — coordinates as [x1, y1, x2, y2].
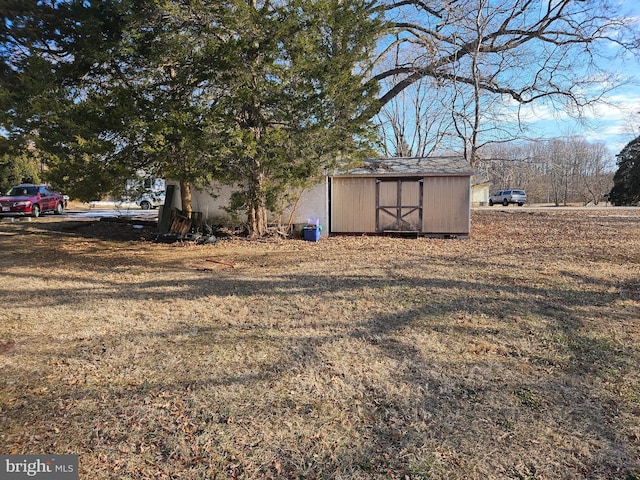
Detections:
[503, 199, 509, 206]
[488, 199, 493, 206]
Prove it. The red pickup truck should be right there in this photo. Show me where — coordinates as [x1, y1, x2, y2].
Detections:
[0, 183, 66, 218]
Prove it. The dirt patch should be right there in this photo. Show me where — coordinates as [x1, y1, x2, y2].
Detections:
[0, 209, 639, 479]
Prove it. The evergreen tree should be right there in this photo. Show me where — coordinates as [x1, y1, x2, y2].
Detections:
[0, 150, 41, 192]
[1, 1, 135, 200]
[211, 0, 381, 235]
[2, 1, 381, 236]
[610, 136, 640, 206]
[41, 0, 225, 207]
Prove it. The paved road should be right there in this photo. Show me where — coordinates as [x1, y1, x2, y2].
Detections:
[3, 203, 638, 226]
[473, 205, 640, 211]
[0, 207, 158, 224]
[65, 208, 159, 220]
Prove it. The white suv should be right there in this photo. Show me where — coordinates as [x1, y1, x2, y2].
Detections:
[489, 189, 527, 206]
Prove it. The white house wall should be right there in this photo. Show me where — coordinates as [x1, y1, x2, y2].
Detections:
[471, 184, 490, 206]
[281, 181, 328, 234]
[166, 180, 328, 235]
[166, 181, 237, 220]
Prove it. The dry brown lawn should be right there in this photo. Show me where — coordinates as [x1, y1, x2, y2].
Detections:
[1, 209, 639, 479]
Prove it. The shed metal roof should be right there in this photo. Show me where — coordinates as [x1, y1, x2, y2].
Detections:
[334, 156, 474, 177]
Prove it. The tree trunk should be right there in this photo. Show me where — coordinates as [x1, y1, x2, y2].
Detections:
[248, 201, 267, 238]
[180, 179, 193, 217]
[247, 171, 268, 237]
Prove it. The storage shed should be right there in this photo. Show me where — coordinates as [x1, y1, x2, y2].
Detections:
[330, 156, 473, 237]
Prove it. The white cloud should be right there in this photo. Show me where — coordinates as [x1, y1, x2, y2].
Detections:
[492, 88, 640, 155]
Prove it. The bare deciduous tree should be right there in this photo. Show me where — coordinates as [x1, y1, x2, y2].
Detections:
[370, 0, 638, 165]
[374, 38, 454, 157]
[479, 137, 614, 205]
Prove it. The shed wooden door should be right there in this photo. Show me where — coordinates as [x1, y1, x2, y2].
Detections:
[376, 178, 423, 232]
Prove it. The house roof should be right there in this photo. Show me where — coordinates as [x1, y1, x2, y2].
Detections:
[334, 156, 474, 177]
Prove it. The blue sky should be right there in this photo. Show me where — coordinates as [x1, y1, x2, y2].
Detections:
[516, 72, 640, 157]
[374, 0, 640, 163]
[513, 0, 640, 158]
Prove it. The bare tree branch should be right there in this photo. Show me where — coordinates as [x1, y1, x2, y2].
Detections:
[371, 0, 638, 111]
[369, 0, 638, 162]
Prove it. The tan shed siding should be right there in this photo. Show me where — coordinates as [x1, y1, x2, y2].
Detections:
[331, 177, 376, 232]
[377, 181, 398, 231]
[403, 180, 422, 231]
[402, 180, 420, 206]
[422, 176, 470, 233]
[379, 181, 396, 207]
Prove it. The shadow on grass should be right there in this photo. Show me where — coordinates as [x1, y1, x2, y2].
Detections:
[1, 216, 639, 478]
[2, 269, 638, 478]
